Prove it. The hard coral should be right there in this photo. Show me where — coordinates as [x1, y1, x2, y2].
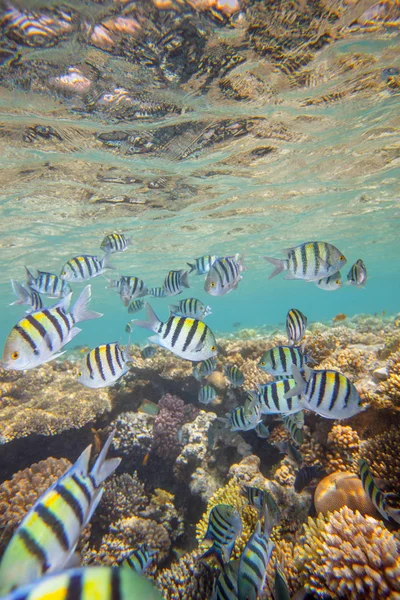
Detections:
[153, 393, 199, 461]
[296, 507, 400, 599]
[155, 549, 217, 600]
[326, 424, 360, 473]
[0, 456, 71, 550]
[111, 411, 154, 464]
[314, 471, 378, 518]
[380, 351, 400, 406]
[361, 426, 400, 495]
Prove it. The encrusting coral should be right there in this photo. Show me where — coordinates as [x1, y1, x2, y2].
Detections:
[296, 506, 400, 599]
[0, 456, 72, 550]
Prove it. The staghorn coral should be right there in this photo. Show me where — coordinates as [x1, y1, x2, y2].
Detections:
[0, 456, 71, 550]
[360, 426, 400, 496]
[152, 393, 199, 461]
[314, 471, 378, 518]
[296, 507, 400, 599]
[262, 537, 300, 598]
[155, 549, 217, 600]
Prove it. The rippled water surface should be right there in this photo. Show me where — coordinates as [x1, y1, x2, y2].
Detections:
[0, 0, 399, 343]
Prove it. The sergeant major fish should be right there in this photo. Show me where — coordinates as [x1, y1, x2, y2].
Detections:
[149, 287, 167, 298]
[108, 276, 148, 307]
[128, 299, 145, 314]
[198, 384, 217, 404]
[60, 254, 113, 282]
[251, 379, 303, 415]
[100, 232, 131, 254]
[1, 285, 102, 371]
[224, 364, 244, 387]
[132, 302, 218, 362]
[237, 515, 274, 600]
[141, 346, 157, 359]
[122, 544, 157, 574]
[224, 400, 262, 432]
[0, 566, 161, 600]
[10, 281, 43, 313]
[205, 255, 245, 296]
[258, 346, 308, 378]
[25, 267, 71, 298]
[0, 432, 121, 595]
[286, 308, 307, 345]
[294, 465, 326, 493]
[264, 242, 346, 281]
[281, 411, 304, 445]
[78, 342, 133, 388]
[347, 259, 367, 287]
[285, 365, 365, 420]
[201, 503, 242, 565]
[359, 459, 400, 524]
[315, 272, 342, 291]
[192, 357, 217, 381]
[211, 559, 239, 600]
[169, 298, 211, 320]
[187, 255, 218, 275]
[162, 270, 190, 296]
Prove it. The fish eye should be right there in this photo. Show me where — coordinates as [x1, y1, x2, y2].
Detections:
[210, 282, 216, 287]
[11, 351, 19, 360]
[336, 280, 340, 284]
[260, 361, 265, 366]
[340, 255, 345, 260]
[211, 345, 216, 352]
[62, 271, 66, 276]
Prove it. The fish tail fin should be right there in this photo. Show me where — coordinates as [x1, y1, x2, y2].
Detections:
[187, 262, 196, 273]
[133, 302, 162, 333]
[10, 280, 30, 305]
[122, 345, 134, 364]
[284, 365, 306, 399]
[101, 253, 115, 271]
[180, 270, 190, 288]
[72, 285, 103, 323]
[264, 257, 286, 279]
[105, 278, 118, 289]
[169, 304, 179, 315]
[237, 254, 247, 272]
[24, 266, 37, 285]
[90, 430, 121, 487]
[125, 237, 132, 246]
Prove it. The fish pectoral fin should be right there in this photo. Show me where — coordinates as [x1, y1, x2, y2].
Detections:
[63, 551, 81, 570]
[194, 340, 204, 352]
[66, 327, 82, 344]
[148, 334, 164, 348]
[42, 351, 66, 364]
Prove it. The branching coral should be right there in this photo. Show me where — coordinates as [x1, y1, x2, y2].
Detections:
[360, 426, 400, 495]
[326, 424, 360, 473]
[155, 550, 217, 600]
[296, 507, 400, 599]
[380, 351, 400, 407]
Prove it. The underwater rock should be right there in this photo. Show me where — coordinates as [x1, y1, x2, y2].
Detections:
[296, 506, 400, 599]
[314, 471, 378, 518]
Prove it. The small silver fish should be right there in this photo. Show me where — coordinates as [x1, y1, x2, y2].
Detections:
[149, 287, 167, 298]
[347, 259, 367, 287]
[108, 276, 148, 307]
[187, 255, 218, 275]
[169, 298, 211, 320]
[315, 272, 342, 291]
[10, 280, 43, 313]
[61, 255, 113, 282]
[205, 255, 245, 296]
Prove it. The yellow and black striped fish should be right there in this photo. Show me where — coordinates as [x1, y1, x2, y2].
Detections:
[265, 241, 346, 281]
[202, 504, 242, 565]
[100, 232, 131, 254]
[0, 566, 161, 600]
[78, 343, 133, 389]
[169, 298, 211, 320]
[258, 346, 308, 377]
[132, 302, 217, 361]
[128, 299, 145, 314]
[187, 255, 218, 275]
[148, 287, 167, 298]
[212, 559, 239, 600]
[60, 255, 112, 282]
[122, 544, 156, 575]
[359, 459, 400, 524]
[224, 364, 244, 387]
[237, 519, 274, 600]
[225, 401, 262, 432]
[204, 255, 245, 296]
[10, 281, 43, 314]
[286, 308, 307, 345]
[162, 270, 190, 296]
[1, 286, 102, 371]
[198, 384, 217, 404]
[281, 411, 304, 445]
[25, 267, 71, 298]
[254, 379, 303, 415]
[108, 276, 148, 307]
[192, 357, 217, 381]
[0, 432, 120, 595]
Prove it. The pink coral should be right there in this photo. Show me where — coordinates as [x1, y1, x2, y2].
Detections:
[152, 394, 199, 460]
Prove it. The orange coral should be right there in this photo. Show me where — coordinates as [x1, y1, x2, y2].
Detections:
[314, 471, 378, 517]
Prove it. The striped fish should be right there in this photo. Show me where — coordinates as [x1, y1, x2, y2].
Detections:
[169, 298, 211, 320]
[205, 255, 245, 296]
[78, 343, 133, 388]
[294, 465, 326, 493]
[162, 270, 190, 296]
[25, 267, 71, 298]
[264, 242, 347, 281]
[0, 432, 121, 595]
[198, 384, 217, 404]
[100, 232, 131, 254]
[254, 422, 270, 439]
[315, 272, 342, 291]
[275, 440, 303, 465]
[281, 411, 304, 445]
[242, 486, 265, 511]
[211, 559, 239, 600]
[140, 346, 157, 359]
[274, 563, 291, 600]
[286, 365, 365, 419]
[347, 259, 367, 287]
[0, 566, 162, 600]
[187, 255, 218, 275]
[192, 357, 217, 381]
[128, 299, 145, 314]
[237, 519, 274, 600]
[108, 277, 148, 307]
[132, 303, 218, 361]
[225, 401, 262, 432]
[253, 379, 303, 415]
[60, 255, 112, 282]
[258, 346, 308, 377]
[286, 308, 307, 345]
[359, 459, 400, 524]
[122, 544, 156, 574]
[10, 281, 43, 314]
[202, 504, 242, 564]
[148, 287, 167, 298]
[224, 365, 244, 387]
[1, 286, 102, 371]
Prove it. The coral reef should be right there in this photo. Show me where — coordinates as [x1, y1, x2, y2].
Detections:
[296, 507, 400, 599]
[112, 411, 154, 465]
[155, 550, 218, 600]
[360, 426, 400, 496]
[314, 471, 378, 518]
[152, 393, 199, 461]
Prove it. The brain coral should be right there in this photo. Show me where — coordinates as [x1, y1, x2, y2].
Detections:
[296, 506, 400, 599]
[314, 471, 378, 518]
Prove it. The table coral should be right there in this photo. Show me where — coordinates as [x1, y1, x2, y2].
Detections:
[296, 506, 400, 599]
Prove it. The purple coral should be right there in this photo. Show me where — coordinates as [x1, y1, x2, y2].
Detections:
[152, 394, 199, 461]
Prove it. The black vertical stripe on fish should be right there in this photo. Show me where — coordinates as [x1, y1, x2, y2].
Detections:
[279, 347, 287, 373]
[15, 324, 38, 354]
[301, 244, 307, 276]
[71, 474, 92, 504]
[316, 372, 326, 407]
[42, 309, 64, 342]
[163, 316, 174, 339]
[198, 323, 208, 349]
[343, 378, 351, 407]
[26, 314, 53, 351]
[182, 319, 198, 352]
[289, 346, 297, 367]
[83, 255, 93, 277]
[44, 272, 51, 292]
[106, 344, 116, 376]
[218, 260, 230, 285]
[313, 242, 319, 276]
[292, 249, 298, 276]
[309, 372, 317, 401]
[329, 372, 341, 411]
[55, 484, 84, 525]
[111, 567, 121, 600]
[52, 276, 58, 295]
[271, 350, 276, 371]
[367, 478, 375, 498]
[271, 383, 280, 410]
[86, 352, 95, 380]
[56, 307, 70, 329]
[65, 572, 83, 600]
[19, 528, 49, 571]
[94, 346, 106, 380]
[171, 317, 185, 347]
[114, 344, 123, 370]
[35, 504, 69, 551]
[72, 257, 85, 278]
